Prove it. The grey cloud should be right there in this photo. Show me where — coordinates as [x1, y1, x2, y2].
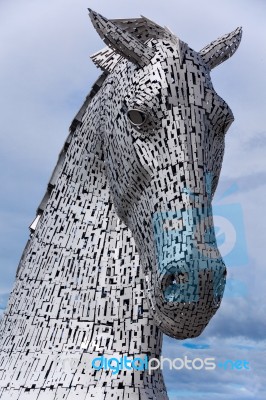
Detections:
[216, 172, 266, 195]
[243, 132, 266, 150]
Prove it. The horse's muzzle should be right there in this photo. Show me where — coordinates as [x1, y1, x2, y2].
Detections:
[153, 259, 227, 339]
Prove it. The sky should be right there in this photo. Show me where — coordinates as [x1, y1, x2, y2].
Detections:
[0, 0, 265, 399]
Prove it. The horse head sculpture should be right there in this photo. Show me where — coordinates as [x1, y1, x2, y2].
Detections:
[0, 9, 242, 400]
[89, 9, 242, 339]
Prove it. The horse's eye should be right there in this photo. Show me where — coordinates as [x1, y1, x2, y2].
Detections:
[127, 109, 147, 126]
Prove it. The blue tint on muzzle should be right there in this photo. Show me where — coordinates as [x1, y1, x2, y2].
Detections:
[152, 208, 226, 303]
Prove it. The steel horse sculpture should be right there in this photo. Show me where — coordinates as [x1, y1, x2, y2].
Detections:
[0, 9, 242, 400]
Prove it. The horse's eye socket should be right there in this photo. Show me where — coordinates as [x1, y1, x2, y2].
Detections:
[127, 109, 147, 126]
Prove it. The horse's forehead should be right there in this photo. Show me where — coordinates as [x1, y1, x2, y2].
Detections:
[112, 39, 221, 111]
[113, 44, 233, 127]
[123, 43, 208, 88]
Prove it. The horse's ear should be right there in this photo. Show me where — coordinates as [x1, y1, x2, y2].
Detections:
[199, 27, 242, 70]
[88, 9, 155, 68]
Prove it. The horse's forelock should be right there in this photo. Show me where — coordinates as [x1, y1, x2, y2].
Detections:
[89, 10, 182, 73]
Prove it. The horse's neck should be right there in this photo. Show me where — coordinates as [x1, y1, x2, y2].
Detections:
[0, 94, 167, 397]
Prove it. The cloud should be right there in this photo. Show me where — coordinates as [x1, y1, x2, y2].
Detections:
[162, 334, 266, 400]
[243, 132, 266, 150]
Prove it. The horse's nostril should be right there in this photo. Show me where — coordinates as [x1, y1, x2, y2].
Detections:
[176, 272, 189, 284]
[161, 274, 176, 292]
[161, 271, 190, 303]
[161, 272, 189, 291]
